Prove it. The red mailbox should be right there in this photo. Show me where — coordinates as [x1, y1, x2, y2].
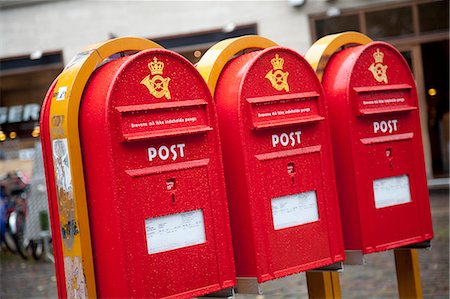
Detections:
[79, 48, 235, 298]
[212, 47, 344, 282]
[321, 41, 433, 254]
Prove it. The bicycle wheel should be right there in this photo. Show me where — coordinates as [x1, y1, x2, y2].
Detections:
[29, 239, 44, 260]
[11, 212, 28, 260]
[2, 230, 17, 253]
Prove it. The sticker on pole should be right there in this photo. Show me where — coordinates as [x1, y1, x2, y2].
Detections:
[145, 209, 206, 254]
[373, 175, 412, 208]
[56, 86, 68, 101]
[271, 191, 319, 230]
[52, 138, 77, 249]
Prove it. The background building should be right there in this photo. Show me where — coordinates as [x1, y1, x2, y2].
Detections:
[0, 0, 448, 179]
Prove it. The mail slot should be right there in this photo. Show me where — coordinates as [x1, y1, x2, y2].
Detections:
[207, 46, 344, 282]
[76, 48, 235, 297]
[320, 41, 433, 254]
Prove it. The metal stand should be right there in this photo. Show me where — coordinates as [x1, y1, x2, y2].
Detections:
[343, 250, 366, 265]
[235, 278, 262, 295]
[234, 262, 343, 298]
[39, 231, 54, 263]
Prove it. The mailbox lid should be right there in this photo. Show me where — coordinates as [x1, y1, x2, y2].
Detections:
[322, 42, 433, 253]
[80, 49, 235, 298]
[215, 47, 344, 281]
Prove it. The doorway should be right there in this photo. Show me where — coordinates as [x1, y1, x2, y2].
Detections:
[421, 40, 449, 177]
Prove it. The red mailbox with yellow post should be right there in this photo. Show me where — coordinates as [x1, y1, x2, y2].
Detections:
[197, 36, 345, 287]
[41, 38, 235, 298]
[306, 35, 433, 256]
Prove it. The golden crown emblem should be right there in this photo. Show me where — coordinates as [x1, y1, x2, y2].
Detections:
[271, 54, 284, 70]
[149, 57, 164, 75]
[373, 48, 384, 63]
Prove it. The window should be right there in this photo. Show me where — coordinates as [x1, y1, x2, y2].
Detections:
[151, 24, 258, 64]
[315, 15, 360, 39]
[310, 2, 450, 42]
[418, 1, 449, 33]
[366, 7, 414, 39]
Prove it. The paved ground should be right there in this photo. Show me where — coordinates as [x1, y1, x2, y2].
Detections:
[1, 189, 448, 298]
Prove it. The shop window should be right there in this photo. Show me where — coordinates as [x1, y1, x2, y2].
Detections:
[0, 51, 63, 148]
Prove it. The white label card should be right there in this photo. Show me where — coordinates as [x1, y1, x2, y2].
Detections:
[373, 175, 412, 209]
[271, 191, 319, 230]
[145, 209, 206, 254]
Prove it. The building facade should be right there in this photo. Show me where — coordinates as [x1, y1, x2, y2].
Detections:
[0, 0, 448, 178]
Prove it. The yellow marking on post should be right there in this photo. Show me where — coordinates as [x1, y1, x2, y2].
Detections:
[305, 31, 373, 82]
[49, 37, 161, 298]
[394, 249, 423, 299]
[306, 272, 342, 299]
[196, 35, 278, 95]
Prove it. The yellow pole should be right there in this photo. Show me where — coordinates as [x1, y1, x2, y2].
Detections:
[306, 272, 342, 299]
[394, 249, 423, 299]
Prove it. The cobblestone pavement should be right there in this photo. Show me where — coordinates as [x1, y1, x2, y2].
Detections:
[1, 189, 448, 299]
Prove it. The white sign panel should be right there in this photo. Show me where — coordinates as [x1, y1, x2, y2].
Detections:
[145, 209, 206, 254]
[271, 191, 319, 230]
[373, 175, 412, 209]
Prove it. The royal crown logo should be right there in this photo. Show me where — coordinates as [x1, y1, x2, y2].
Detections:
[373, 48, 384, 63]
[149, 57, 164, 75]
[271, 54, 284, 70]
[141, 57, 171, 99]
[265, 54, 289, 92]
[369, 48, 388, 84]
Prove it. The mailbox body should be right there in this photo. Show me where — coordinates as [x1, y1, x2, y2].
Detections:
[79, 49, 235, 298]
[214, 47, 344, 282]
[322, 42, 433, 254]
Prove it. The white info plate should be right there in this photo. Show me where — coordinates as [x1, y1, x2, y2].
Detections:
[271, 191, 319, 230]
[373, 175, 412, 209]
[145, 209, 206, 254]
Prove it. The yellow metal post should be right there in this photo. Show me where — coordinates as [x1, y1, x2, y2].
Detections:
[306, 272, 342, 299]
[394, 249, 423, 299]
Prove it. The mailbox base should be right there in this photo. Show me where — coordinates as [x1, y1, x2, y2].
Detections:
[307, 262, 343, 272]
[399, 240, 431, 250]
[199, 287, 235, 298]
